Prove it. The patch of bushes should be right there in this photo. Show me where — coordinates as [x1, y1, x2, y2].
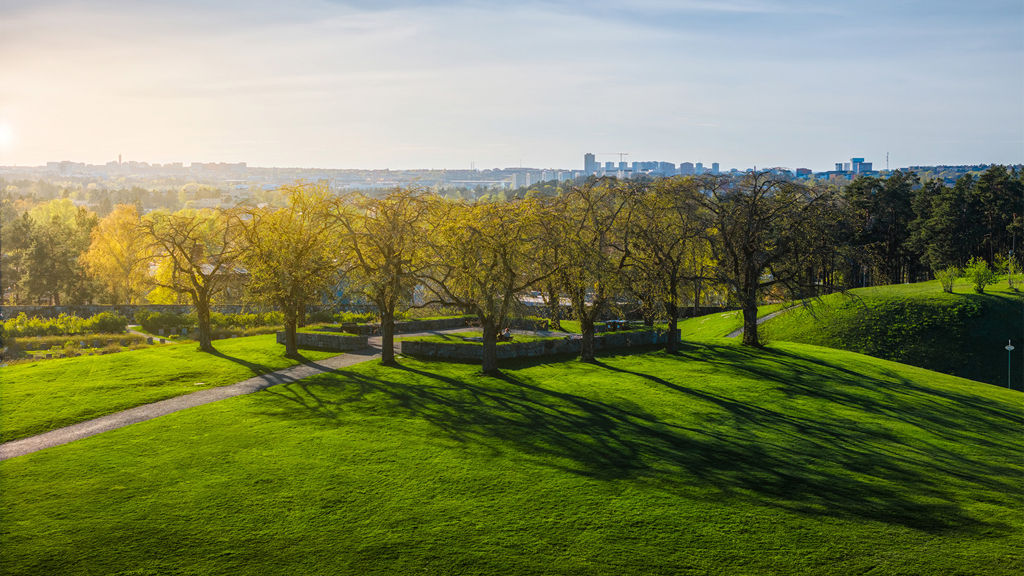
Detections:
[136, 310, 290, 334]
[1, 312, 128, 339]
[332, 311, 379, 324]
[135, 310, 197, 334]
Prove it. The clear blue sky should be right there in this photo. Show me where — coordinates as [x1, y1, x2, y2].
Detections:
[1, 0, 1021, 171]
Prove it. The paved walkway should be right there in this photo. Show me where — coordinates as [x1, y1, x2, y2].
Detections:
[0, 327, 477, 461]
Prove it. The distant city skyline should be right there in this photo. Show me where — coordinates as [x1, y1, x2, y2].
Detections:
[1, 1, 1021, 171]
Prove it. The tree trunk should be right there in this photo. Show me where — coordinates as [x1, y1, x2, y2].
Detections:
[580, 315, 596, 363]
[481, 317, 499, 375]
[740, 287, 760, 347]
[693, 278, 700, 317]
[195, 297, 214, 352]
[284, 316, 299, 358]
[546, 283, 562, 331]
[380, 306, 396, 366]
[665, 301, 679, 353]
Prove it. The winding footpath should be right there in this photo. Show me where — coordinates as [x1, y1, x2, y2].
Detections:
[0, 329, 474, 461]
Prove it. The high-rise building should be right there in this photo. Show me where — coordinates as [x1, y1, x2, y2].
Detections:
[679, 162, 695, 175]
[584, 153, 597, 174]
[850, 158, 871, 173]
[619, 161, 628, 170]
[528, 172, 543, 186]
[605, 161, 615, 170]
[711, 163, 720, 175]
[695, 162, 704, 175]
[658, 162, 676, 175]
[836, 163, 844, 172]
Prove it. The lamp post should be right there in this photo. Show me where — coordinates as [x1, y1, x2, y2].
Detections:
[1006, 340, 1015, 389]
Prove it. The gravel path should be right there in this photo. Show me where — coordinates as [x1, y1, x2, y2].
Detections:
[725, 306, 794, 338]
[0, 327, 482, 461]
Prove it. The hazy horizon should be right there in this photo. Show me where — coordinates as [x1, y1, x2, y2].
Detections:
[1, 0, 1021, 172]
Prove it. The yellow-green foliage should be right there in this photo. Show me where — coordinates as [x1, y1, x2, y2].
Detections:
[1, 312, 128, 338]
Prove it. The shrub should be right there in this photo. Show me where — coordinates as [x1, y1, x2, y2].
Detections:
[85, 312, 128, 334]
[307, 310, 335, 324]
[333, 311, 378, 324]
[137, 311, 196, 334]
[934, 266, 960, 293]
[963, 257, 996, 294]
[1, 313, 123, 338]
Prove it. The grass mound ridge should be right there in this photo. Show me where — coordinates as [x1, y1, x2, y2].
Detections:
[761, 279, 1023, 388]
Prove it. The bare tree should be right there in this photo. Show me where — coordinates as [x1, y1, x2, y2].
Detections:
[620, 177, 706, 353]
[699, 172, 836, 347]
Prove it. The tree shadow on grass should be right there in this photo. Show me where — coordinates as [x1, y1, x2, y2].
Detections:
[203, 349, 279, 375]
[256, 348, 1020, 537]
[204, 345, 377, 379]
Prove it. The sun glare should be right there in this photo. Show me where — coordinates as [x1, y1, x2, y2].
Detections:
[0, 123, 12, 148]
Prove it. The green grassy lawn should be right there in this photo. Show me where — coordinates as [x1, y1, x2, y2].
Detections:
[677, 303, 788, 340]
[399, 331, 562, 345]
[761, 279, 1023, 388]
[0, 335, 336, 443]
[2, 342, 1020, 575]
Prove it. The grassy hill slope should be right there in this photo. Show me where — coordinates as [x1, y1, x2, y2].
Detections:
[760, 279, 1023, 389]
[2, 343, 1020, 575]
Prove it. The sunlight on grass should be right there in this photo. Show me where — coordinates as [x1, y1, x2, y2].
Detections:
[0, 334, 336, 442]
[2, 343, 1020, 575]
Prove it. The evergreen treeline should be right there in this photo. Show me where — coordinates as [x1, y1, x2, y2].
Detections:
[845, 166, 1022, 286]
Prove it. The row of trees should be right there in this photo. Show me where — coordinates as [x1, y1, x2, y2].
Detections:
[225, 174, 837, 372]
[3, 167, 1019, 374]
